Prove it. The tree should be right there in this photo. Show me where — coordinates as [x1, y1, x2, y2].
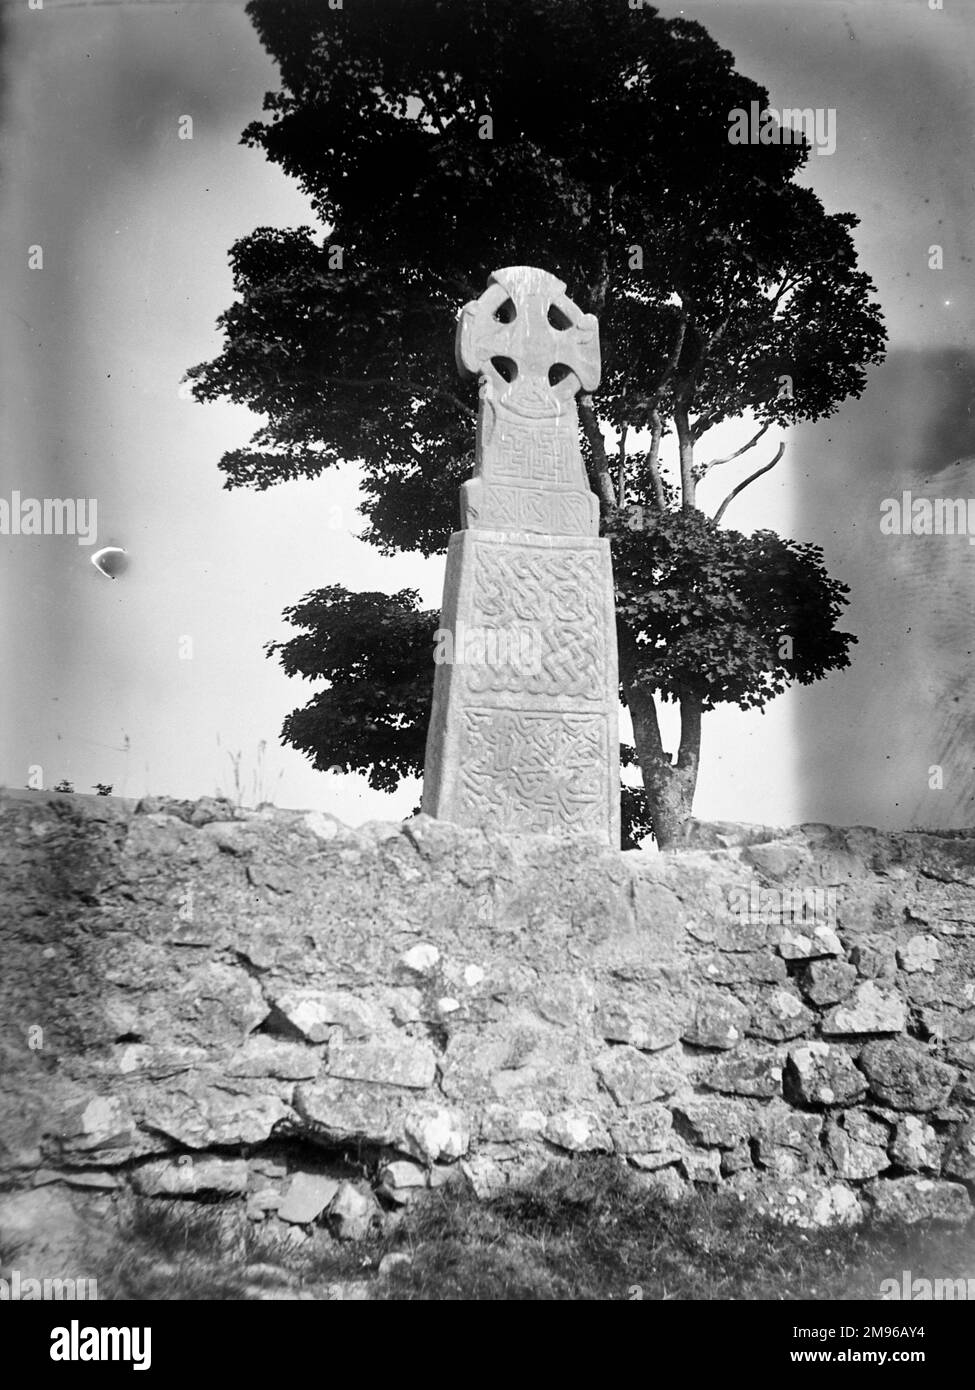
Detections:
[190, 0, 886, 847]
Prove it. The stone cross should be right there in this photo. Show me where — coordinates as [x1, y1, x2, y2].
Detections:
[421, 266, 620, 845]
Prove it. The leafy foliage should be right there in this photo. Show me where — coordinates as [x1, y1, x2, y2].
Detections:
[611, 509, 856, 712]
[265, 585, 438, 792]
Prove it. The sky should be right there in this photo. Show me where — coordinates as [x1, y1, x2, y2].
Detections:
[1, 0, 973, 832]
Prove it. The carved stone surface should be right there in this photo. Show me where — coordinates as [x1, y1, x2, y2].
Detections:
[422, 267, 619, 845]
[455, 264, 601, 539]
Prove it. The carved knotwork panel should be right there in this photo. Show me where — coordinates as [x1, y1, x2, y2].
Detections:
[461, 544, 606, 699]
[457, 708, 608, 835]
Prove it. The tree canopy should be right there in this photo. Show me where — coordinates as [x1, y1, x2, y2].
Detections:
[190, 0, 885, 845]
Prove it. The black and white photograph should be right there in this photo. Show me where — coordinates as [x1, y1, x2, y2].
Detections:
[1, 0, 973, 1341]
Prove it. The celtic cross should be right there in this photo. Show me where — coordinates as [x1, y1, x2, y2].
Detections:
[454, 266, 601, 536]
[422, 266, 619, 846]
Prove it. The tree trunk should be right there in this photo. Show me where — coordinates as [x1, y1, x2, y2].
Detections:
[674, 401, 696, 512]
[619, 622, 703, 849]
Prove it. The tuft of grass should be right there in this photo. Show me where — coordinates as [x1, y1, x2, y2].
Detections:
[91, 1161, 975, 1301]
[370, 1159, 975, 1301]
[215, 736, 284, 809]
[95, 1198, 371, 1301]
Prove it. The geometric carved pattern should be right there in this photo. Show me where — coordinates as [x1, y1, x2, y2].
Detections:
[492, 419, 575, 483]
[463, 482, 594, 537]
[458, 710, 608, 835]
[463, 546, 604, 699]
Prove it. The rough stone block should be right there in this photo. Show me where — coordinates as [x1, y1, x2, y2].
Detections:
[897, 934, 941, 974]
[595, 1047, 684, 1105]
[784, 1042, 867, 1108]
[478, 1105, 547, 1144]
[672, 1098, 750, 1149]
[720, 1143, 754, 1177]
[294, 1079, 411, 1146]
[858, 1040, 958, 1111]
[135, 1078, 290, 1149]
[890, 1115, 943, 1172]
[272, 989, 388, 1042]
[704, 1047, 782, 1098]
[746, 987, 815, 1043]
[330, 1181, 379, 1240]
[326, 1038, 437, 1090]
[866, 1177, 971, 1225]
[278, 1173, 341, 1225]
[800, 959, 858, 1007]
[595, 991, 685, 1051]
[380, 1160, 428, 1191]
[680, 1148, 723, 1183]
[131, 1157, 249, 1197]
[943, 1118, 975, 1181]
[748, 1179, 864, 1229]
[821, 981, 907, 1036]
[681, 994, 750, 1050]
[741, 842, 811, 880]
[850, 937, 898, 982]
[402, 1105, 471, 1163]
[824, 1112, 890, 1180]
[756, 1105, 825, 1177]
[544, 1109, 611, 1152]
[608, 1104, 674, 1155]
[699, 952, 788, 986]
[773, 923, 843, 960]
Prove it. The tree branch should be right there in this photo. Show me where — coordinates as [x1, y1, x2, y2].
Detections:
[713, 442, 786, 524]
[578, 394, 617, 512]
[691, 408, 725, 440]
[696, 422, 771, 479]
[674, 396, 695, 512]
[663, 316, 688, 386]
[419, 90, 448, 135]
[617, 619, 667, 761]
[704, 315, 731, 357]
[767, 272, 798, 311]
[617, 424, 628, 507]
[631, 314, 687, 416]
[590, 186, 614, 314]
[647, 410, 666, 511]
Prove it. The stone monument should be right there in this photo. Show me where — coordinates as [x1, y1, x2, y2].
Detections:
[421, 265, 620, 845]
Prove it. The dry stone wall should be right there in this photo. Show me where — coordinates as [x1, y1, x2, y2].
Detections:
[1, 789, 974, 1258]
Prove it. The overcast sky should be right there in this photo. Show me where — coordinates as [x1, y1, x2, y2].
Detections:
[2, 0, 973, 832]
